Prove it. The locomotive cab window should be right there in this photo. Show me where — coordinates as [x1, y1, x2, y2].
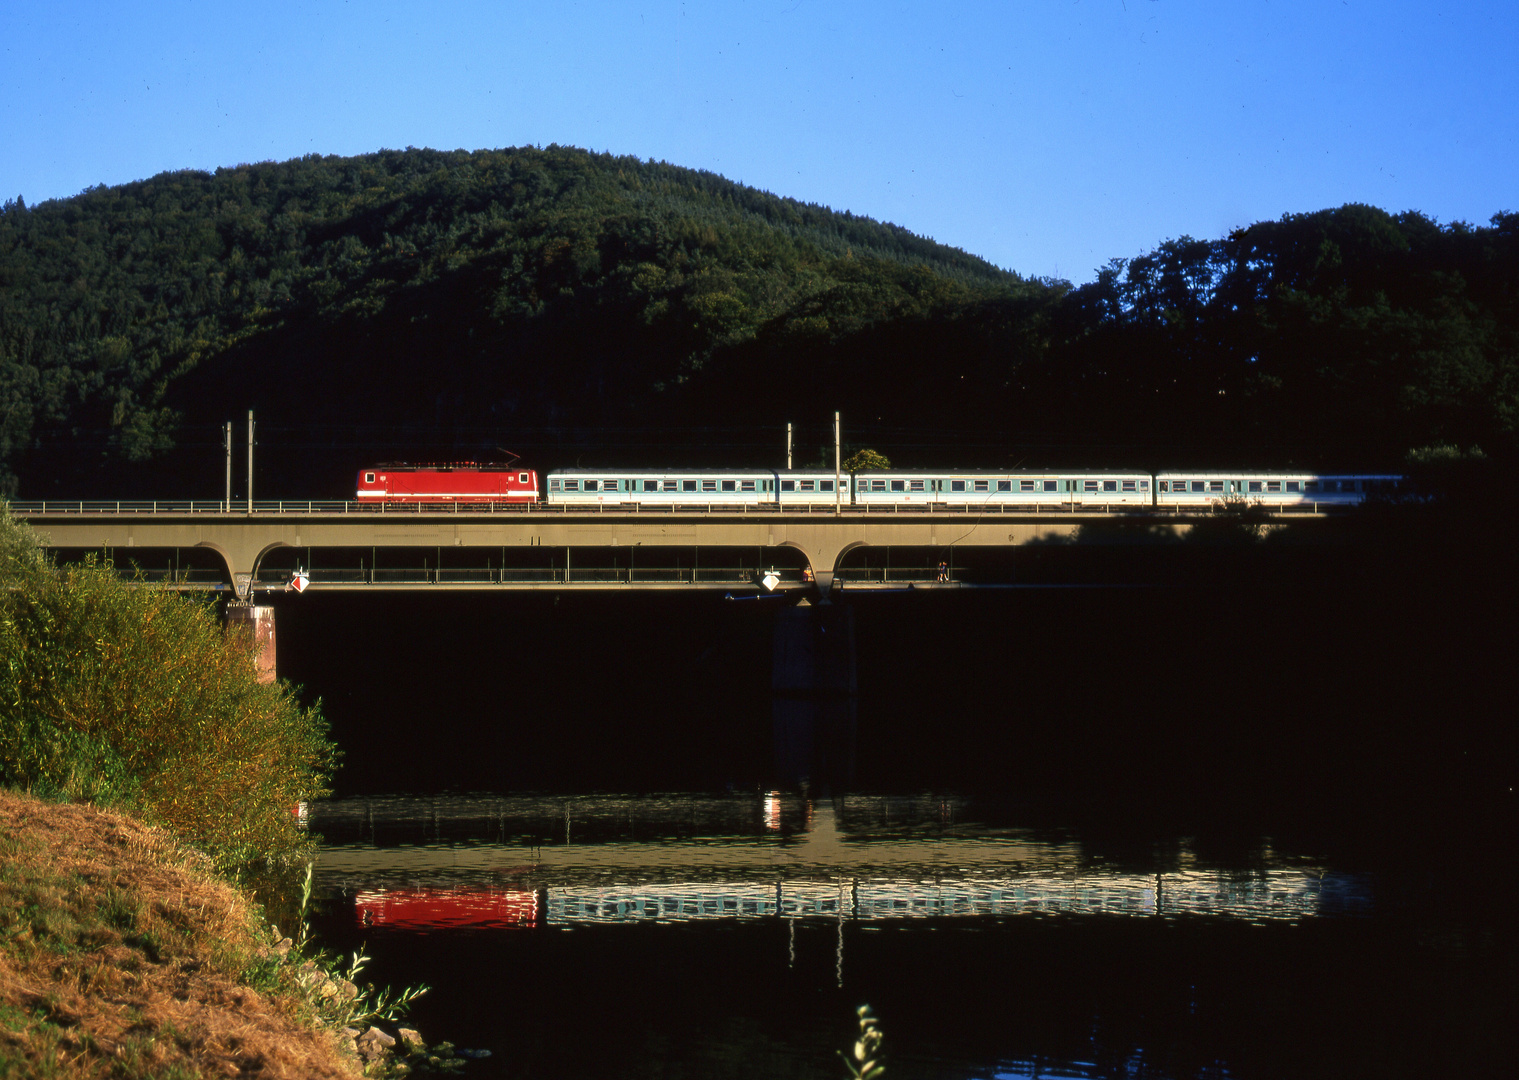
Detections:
[519, 472, 529, 484]
[364, 472, 376, 484]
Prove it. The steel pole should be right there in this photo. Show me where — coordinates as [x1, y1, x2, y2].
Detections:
[787, 422, 792, 470]
[224, 422, 232, 510]
[834, 411, 841, 514]
[246, 410, 254, 513]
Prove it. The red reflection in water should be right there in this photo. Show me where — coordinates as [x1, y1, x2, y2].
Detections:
[355, 886, 540, 930]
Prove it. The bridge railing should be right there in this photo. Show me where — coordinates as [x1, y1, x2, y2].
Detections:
[7, 499, 1336, 517]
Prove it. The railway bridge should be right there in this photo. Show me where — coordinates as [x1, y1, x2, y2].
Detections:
[7, 499, 1290, 599]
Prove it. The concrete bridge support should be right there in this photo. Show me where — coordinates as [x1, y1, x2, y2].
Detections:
[224, 602, 277, 684]
[771, 602, 857, 789]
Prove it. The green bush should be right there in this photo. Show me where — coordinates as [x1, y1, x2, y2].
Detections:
[0, 506, 335, 866]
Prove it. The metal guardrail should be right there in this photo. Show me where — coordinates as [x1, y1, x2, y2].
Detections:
[7, 500, 1332, 516]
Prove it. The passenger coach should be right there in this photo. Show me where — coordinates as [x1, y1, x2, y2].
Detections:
[546, 470, 842, 507]
[1155, 473, 1401, 508]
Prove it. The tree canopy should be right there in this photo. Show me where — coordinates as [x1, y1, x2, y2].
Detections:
[2, 146, 1514, 497]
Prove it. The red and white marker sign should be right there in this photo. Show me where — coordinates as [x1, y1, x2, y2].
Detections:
[289, 573, 310, 593]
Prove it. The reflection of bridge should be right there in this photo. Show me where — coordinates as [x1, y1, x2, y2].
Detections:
[320, 796, 1371, 930]
[15, 503, 1210, 598]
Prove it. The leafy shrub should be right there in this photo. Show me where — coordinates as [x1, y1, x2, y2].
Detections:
[0, 507, 334, 866]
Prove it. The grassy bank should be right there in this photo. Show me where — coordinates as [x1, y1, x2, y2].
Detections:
[0, 789, 361, 1079]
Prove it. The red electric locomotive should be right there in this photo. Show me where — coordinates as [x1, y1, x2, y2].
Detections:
[356, 462, 540, 504]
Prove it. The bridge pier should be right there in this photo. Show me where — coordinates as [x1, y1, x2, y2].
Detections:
[772, 602, 857, 789]
[224, 601, 277, 684]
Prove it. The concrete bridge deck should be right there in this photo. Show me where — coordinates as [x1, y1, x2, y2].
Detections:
[10, 501, 1315, 598]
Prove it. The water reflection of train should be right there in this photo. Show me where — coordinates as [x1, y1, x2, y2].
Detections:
[325, 794, 1371, 932]
[351, 869, 1369, 930]
[356, 464, 1401, 510]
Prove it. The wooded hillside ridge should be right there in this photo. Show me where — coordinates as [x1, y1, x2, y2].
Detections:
[2, 145, 1514, 498]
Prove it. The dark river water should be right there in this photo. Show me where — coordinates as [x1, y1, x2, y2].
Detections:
[277, 562, 1514, 1079]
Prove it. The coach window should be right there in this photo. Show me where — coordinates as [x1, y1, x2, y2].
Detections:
[910, 479, 925, 492]
[683, 480, 698, 492]
[1122, 480, 1136, 492]
[1104, 480, 1118, 492]
[1158, 481, 1169, 493]
[1248, 481, 1262, 493]
[800, 480, 815, 492]
[1190, 481, 1205, 493]
[564, 479, 579, 491]
[585, 480, 600, 492]
[721, 480, 736, 492]
[781, 480, 795, 492]
[702, 480, 718, 492]
[550, 478, 562, 492]
[867, 480, 883, 492]
[821, 480, 835, 492]
[662, 480, 678, 491]
[1266, 481, 1281, 493]
[603, 480, 618, 492]
[951, 480, 966, 492]
[1286, 481, 1300, 492]
[1084, 480, 1099, 492]
[970, 480, 986, 492]
[1020, 480, 1034, 492]
[1209, 480, 1224, 493]
[1139, 480, 1149, 491]
[1304, 480, 1319, 492]
[741, 480, 756, 492]
[892, 480, 906, 492]
[1043, 480, 1057, 492]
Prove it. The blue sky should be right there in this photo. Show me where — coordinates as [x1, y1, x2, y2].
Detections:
[3, 1, 1514, 282]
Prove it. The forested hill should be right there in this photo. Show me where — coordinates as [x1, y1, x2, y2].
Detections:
[1, 144, 1516, 499]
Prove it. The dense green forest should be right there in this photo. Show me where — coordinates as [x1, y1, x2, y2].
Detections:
[1, 145, 1514, 498]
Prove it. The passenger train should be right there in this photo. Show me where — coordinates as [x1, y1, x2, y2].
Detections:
[357, 463, 1400, 509]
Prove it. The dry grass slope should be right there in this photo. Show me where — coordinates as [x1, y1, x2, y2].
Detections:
[0, 790, 359, 1079]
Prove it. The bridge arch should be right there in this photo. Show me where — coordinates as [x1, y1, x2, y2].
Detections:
[196, 539, 294, 598]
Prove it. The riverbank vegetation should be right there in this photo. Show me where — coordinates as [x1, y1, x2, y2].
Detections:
[0, 507, 334, 868]
[1, 146, 1514, 499]
[0, 789, 363, 1078]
